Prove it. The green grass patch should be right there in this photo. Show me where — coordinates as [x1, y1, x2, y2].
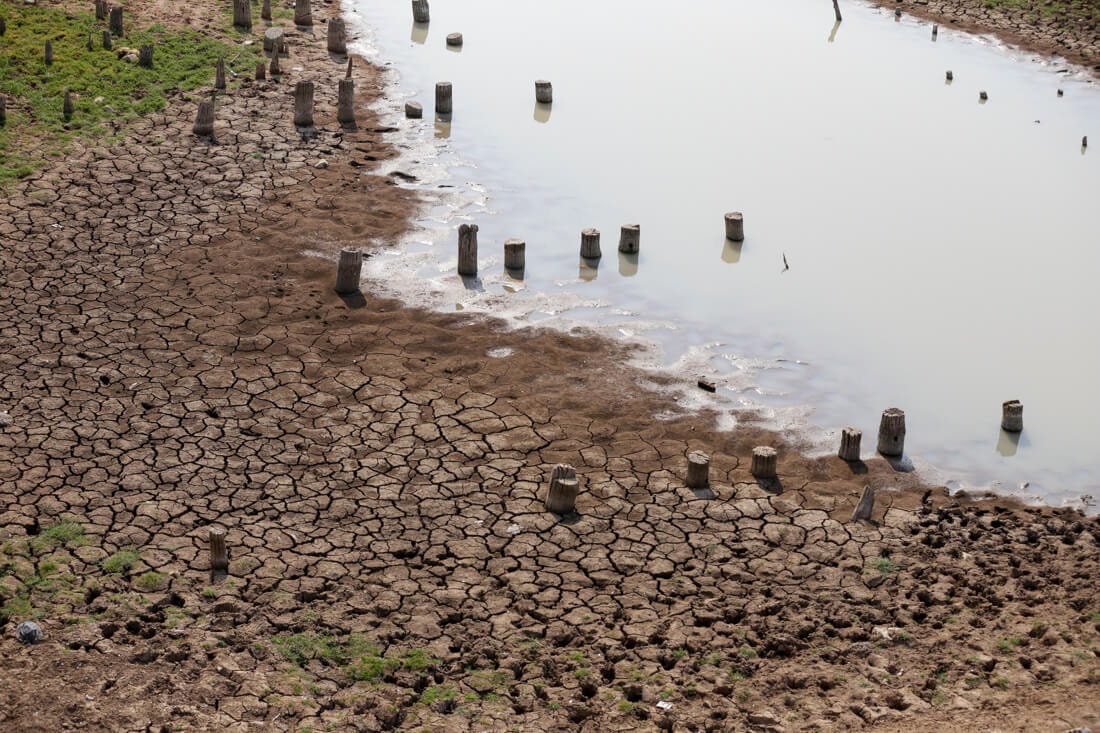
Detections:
[420, 685, 456, 706]
[102, 549, 141, 574]
[868, 555, 901, 575]
[30, 519, 85, 552]
[134, 571, 168, 590]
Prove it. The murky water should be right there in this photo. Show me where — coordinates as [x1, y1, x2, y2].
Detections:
[343, 0, 1100, 509]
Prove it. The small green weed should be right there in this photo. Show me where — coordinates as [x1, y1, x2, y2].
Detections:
[102, 549, 141, 574]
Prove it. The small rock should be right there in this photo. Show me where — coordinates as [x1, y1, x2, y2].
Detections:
[749, 710, 779, 726]
[16, 621, 42, 644]
[0, 411, 11, 427]
[314, 159, 329, 169]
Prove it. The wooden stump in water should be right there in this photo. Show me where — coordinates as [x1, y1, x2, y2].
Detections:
[261, 0, 271, 21]
[233, 0, 251, 30]
[294, 81, 314, 127]
[580, 228, 601, 259]
[545, 464, 579, 514]
[109, 6, 123, 36]
[504, 238, 525, 270]
[263, 27, 283, 53]
[979, 90, 988, 102]
[138, 44, 153, 68]
[44, 40, 53, 66]
[336, 78, 356, 125]
[102, 30, 112, 50]
[435, 81, 452, 115]
[618, 224, 640, 254]
[945, 70, 953, 82]
[335, 249, 363, 294]
[535, 80, 553, 104]
[446, 32, 463, 47]
[876, 407, 906, 457]
[838, 426, 862, 462]
[95, 0, 107, 21]
[1084, 136, 1089, 149]
[412, 0, 430, 23]
[328, 18, 347, 54]
[850, 485, 875, 522]
[62, 90, 73, 121]
[193, 93, 215, 137]
[457, 223, 478, 276]
[215, 58, 226, 90]
[294, 0, 312, 26]
[255, 61, 266, 80]
[208, 527, 229, 575]
[405, 101, 423, 119]
[832, 0, 842, 22]
[724, 211, 744, 241]
[1001, 400, 1023, 432]
[932, 24, 938, 39]
[686, 450, 710, 489]
[751, 446, 777, 479]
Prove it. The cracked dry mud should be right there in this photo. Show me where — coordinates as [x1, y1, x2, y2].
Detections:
[1, 1, 1099, 732]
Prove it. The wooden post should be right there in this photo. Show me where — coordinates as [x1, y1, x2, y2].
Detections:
[233, 0, 252, 30]
[457, 223, 478, 276]
[932, 24, 938, 39]
[269, 51, 281, 78]
[335, 249, 363, 294]
[261, 0, 271, 21]
[838, 426, 862, 461]
[87, 31, 95, 51]
[945, 70, 953, 82]
[62, 90, 73, 121]
[44, 40, 54, 66]
[1001, 400, 1023, 432]
[0, 96, 6, 127]
[580, 228, 601, 259]
[209, 527, 229, 575]
[294, 0, 312, 26]
[504, 239, 525, 270]
[446, 32, 463, 47]
[545, 464, 579, 514]
[337, 79, 356, 125]
[328, 18, 347, 54]
[832, 0, 842, 22]
[979, 91, 988, 102]
[405, 101, 423, 119]
[751, 446, 777, 479]
[1084, 136, 1089, 149]
[618, 224, 640, 254]
[686, 450, 709, 489]
[535, 80, 553, 104]
[435, 82, 452, 115]
[138, 44, 153, 68]
[263, 27, 284, 53]
[255, 61, 266, 80]
[724, 212, 744, 241]
[412, 0, 430, 23]
[877, 407, 906, 457]
[193, 91, 215, 137]
[109, 6, 123, 36]
[850, 485, 875, 522]
[95, 0, 107, 21]
[294, 81, 314, 127]
[102, 30, 112, 50]
[215, 58, 226, 90]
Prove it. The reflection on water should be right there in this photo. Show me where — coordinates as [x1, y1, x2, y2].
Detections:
[410, 21, 427, 44]
[996, 429, 1022, 457]
[533, 102, 552, 124]
[348, 0, 1100, 509]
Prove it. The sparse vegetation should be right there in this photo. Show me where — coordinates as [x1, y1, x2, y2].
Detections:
[102, 549, 141, 574]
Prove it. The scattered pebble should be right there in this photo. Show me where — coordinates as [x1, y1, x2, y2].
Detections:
[15, 621, 42, 644]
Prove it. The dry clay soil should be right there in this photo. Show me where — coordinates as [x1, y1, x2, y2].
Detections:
[1, 0, 1099, 732]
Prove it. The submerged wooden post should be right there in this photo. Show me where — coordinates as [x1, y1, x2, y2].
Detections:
[945, 70, 953, 82]
[446, 32, 463, 47]
[877, 407, 906, 457]
[457, 223, 478, 276]
[405, 101, 423, 119]
[580, 228, 601, 259]
[435, 82, 452, 114]
[335, 249, 363, 294]
[102, 30, 112, 50]
[215, 58, 226, 90]
[1001, 400, 1023, 432]
[832, 0, 842, 22]
[62, 90, 73, 121]
[294, 0, 312, 26]
[724, 212, 744, 241]
[209, 527, 229, 575]
[328, 18, 347, 54]
[838, 426, 862, 461]
[535, 80, 553, 104]
[233, 0, 252, 30]
[109, 6, 123, 36]
[412, 0, 430, 23]
[44, 40, 54, 66]
[261, 0, 271, 21]
[346, 58, 353, 79]
[618, 224, 640, 254]
[1084, 136, 1089, 149]
[193, 92, 215, 137]
[932, 24, 938, 39]
[138, 44, 154, 68]
[294, 81, 314, 127]
[504, 238, 525, 270]
[979, 90, 988, 102]
[337, 78, 356, 125]
[850, 485, 875, 522]
[686, 450, 710, 489]
[545, 464, 579, 514]
[751, 446, 777, 479]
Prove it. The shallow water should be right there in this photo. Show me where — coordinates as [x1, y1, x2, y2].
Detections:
[343, 0, 1100, 510]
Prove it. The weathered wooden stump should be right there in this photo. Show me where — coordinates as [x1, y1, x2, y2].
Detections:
[412, 0, 430, 23]
[457, 223, 478, 276]
[545, 464, 579, 514]
[335, 249, 363, 294]
[261, 0, 271, 21]
[87, 31, 95, 51]
[751, 446, 777, 479]
[328, 18, 347, 54]
[535, 80, 553, 104]
[876, 407, 906, 457]
[405, 101, 423, 119]
[504, 238, 525, 270]
[850, 485, 875, 522]
[0, 97, 6, 127]
[44, 40, 53, 66]
[62, 90, 74, 121]
[193, 94, 215, 137]
[1084, 136, 1089, 149]
[686, 450, 710, 489]
[435, 81, 452, 115]
[102, 30, 112, 50]
[618, 224, 640, 254]
[1001, 400, 1023, 432]
[233, 0, 251, 30]
[269, 50, 281, 77]
[1057, 89, 1064, 97]
[109, 6, 123, 36]
[832, 0, 842, 22]
[838, 426, 862, 461]
[446, 32, 463, 47]
[580, 228, 601, 259]
[337, 78, 356, 125]
[138, 44, 153, 68]
[208, 527, 229, 575]
[215, 58, 226, 90]
[724, 211, 744, 241]
[263, 27, 284, 53]
[95, 0, 107, 21]
[979, 90, 988, 101]
[294, 0, 312, 26]
[255, 62, 266, 80]
[932, 24, 938, 39]
[945, 70, 953, 82]
[294, 81, 314, 127]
